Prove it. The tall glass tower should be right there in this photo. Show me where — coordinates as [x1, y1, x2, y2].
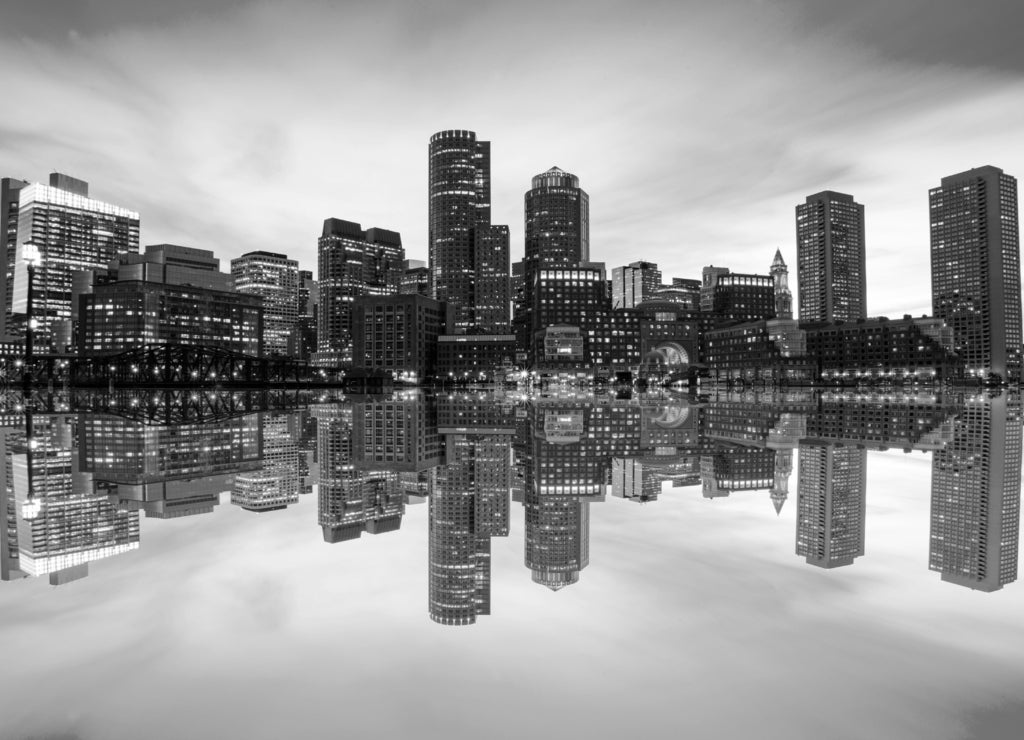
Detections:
[795, 191, 865, 322]
[428, 130, 509, 333]
[929, 166, 1021, 381]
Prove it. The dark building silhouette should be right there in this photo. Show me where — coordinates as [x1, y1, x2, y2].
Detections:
[700, 265, 776, 325]
[428, 130, 509, 333]
[795, 444, 867, 568]
[930, 166, 1021, 381]
[317, 218, 404, 364]
[399, 259, 430, 297]
[796, 191, 866, 322]
[930, 394, 1021, 591]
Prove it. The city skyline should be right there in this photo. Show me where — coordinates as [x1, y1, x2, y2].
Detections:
[1, 2, 1022, 320]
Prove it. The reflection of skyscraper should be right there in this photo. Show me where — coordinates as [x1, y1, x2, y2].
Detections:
[796, 190, 866, 322]
[314, 405, 404, 543]
[930, 166, 1021, 380]
[13, 415, 140, 583]
[930, 395, 1021, 591]
[1, 424, 27, 580]
[429, 432, 511, 625]
[232, 413, 301, 513]
[795, 445, 867, 568]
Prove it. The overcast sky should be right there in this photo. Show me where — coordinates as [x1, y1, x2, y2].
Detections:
[2, 0, 1022, 317]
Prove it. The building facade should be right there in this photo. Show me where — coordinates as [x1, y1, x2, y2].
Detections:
[231, 251, 299, 356]
[428, 130, 510, 333]
[796, 191, 866, 322]
[929, 166, 1021, 381]
[317, 218, 404, 364]
[612, 261, 662, 309]
[11, 174, 139, 352]
[350, 293, 452, 383]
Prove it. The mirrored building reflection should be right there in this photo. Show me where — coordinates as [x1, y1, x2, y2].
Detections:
[795, 444, 867, 568]
[232, 412, 301, 513]
[930, 394, 1021, 591]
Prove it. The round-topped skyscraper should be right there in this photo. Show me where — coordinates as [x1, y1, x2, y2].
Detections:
[428, 130, 508, 333]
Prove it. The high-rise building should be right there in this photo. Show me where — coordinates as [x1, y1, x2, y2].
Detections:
[796, 191, 866, 322]
[795, 444, 867, 568]
[317, 218, 404, 364]
[930, 394, 1020, 591]
[231, 251, 299, 356]
[11, 174, 139, 351]
[930, 166, 1021, 380]
[516, 166, 590, 345]
[612, 261, 662, 309]
[428, 130, 510, 333]
[0, 177, 28, 337]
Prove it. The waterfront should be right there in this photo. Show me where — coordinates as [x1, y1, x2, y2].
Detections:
[0, 390, 1021, 739]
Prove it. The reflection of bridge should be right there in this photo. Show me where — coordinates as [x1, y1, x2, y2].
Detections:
[4, 388, 310, 425]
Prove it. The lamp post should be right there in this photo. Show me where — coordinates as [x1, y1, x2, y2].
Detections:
[21, 243, 41, 391]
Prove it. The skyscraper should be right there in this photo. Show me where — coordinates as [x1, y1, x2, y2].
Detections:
[0, 177, 28, 338]
[231, 251, 299, 356]
[516, 166, 590, 343]
[428, 129, 510, 333]
[11, 173, 139, 351]
[316, 218, 403, 363]
[929, 166, 1021, 380]
[796, 191, 866, 322]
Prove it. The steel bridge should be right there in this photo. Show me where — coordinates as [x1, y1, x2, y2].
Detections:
[69, 344, 322, 386]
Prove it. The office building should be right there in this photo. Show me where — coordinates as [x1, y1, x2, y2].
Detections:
[796, 191, 866, 322]
[700, 265, 776, 325]
[517, 167, 590, 342]
[428, 129, 510, 333]
[79, 280, 263, 356]
[399, 259, 430, 297]
[10, 173, 139, 351]
[612, 261, 662, 309]
[929, 166, 1021, 380]
[317, 218, 403, 364]
[0, 177, 28, 337]
[351, 293, 452, 382]
[231, 251, 299, 356]
[232, 413, 300, 513]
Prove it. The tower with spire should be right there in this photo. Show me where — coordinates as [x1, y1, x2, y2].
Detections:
[771, 249, 792, 320]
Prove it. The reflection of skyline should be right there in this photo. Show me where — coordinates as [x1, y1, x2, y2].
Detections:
[930, 395, 1021, 591]
[0, 390, 1018, 610]
[81, 412, 263, 519]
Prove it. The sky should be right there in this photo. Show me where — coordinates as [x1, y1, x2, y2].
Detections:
[1, 443, 1022, 739]
[1, 0, 1023, 317]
